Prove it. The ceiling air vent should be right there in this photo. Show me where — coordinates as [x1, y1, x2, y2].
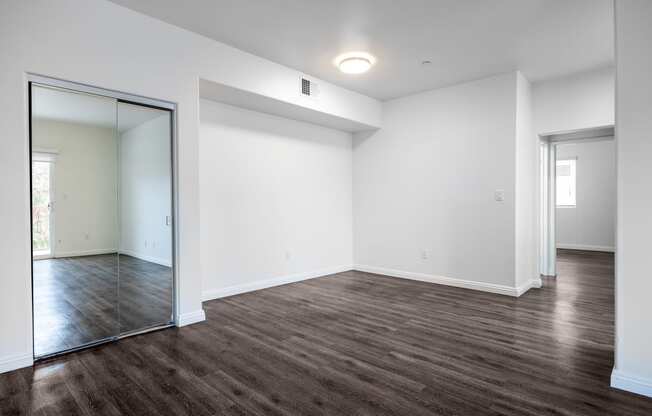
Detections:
[301, 78, 311, 95]
[300, 77, 319, 98]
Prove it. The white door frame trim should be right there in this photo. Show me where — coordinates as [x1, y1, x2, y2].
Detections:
[539, 139, 557, 277]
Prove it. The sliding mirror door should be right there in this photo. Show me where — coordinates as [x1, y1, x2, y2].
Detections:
[117, 102, 174, 334]
[31, 85, 120, 358]
[30, 81, 176, 359]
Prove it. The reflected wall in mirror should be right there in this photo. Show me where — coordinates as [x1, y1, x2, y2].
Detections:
[117, 102, 174, 334]
[30, 83, 175, 359]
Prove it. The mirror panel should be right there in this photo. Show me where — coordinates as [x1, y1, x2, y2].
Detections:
[117, 102, 174, 334]
[31, 85, 119, 357]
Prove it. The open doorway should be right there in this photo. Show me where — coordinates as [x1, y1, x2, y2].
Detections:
[539, 125, 616, 279]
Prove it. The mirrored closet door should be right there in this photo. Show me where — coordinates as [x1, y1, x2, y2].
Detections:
[116, 102, 174, 335]
[30, 83, 175, 359]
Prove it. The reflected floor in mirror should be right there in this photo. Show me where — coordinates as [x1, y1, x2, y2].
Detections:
[33, 254, 173, 357]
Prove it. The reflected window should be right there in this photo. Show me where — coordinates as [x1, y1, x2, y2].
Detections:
[556, 159, 576, 207]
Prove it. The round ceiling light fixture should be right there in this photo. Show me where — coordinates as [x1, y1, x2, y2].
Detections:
[334, 52, 376, 74]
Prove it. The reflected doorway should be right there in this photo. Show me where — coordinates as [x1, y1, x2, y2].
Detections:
[32, 156, 55, 259]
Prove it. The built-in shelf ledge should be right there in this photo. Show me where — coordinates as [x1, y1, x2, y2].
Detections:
[199, 78, 380, 133]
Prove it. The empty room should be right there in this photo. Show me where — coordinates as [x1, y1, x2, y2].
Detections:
[1, 1, 652, 415]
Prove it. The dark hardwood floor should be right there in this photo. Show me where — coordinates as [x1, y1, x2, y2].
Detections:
[33, 254, 173, 357]
[3, 250, 651, 415]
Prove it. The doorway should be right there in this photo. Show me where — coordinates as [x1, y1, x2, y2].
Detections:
[29, 76, 178, 359]
[539, 125, 616, 277]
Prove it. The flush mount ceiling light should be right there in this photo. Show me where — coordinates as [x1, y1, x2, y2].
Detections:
[334, 52, 376, 74]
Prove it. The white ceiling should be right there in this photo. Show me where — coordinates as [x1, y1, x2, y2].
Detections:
[109, 0, 614, 101]
[32, 86, 167, 132]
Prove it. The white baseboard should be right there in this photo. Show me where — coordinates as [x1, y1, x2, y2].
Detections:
[354, 265, 539, 297]
[177, 309, 206, 327]
[52, 248, 117, 258]
[202, 265, 353, 301]
[611, 369, 652, 398]
[0, 353, 33, 374]
[515, 277, 543, 296]
[118, 249, 172, 267]
[556, 243, 615, 252]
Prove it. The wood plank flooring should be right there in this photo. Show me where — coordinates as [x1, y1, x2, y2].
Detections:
[3, 250, 652, 415]
[33, 254, 173, 357]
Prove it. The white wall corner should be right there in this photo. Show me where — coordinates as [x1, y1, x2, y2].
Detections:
[611, 369, 652, 398]
[177, 309, 206, 327]
[0, 353, 33, 374]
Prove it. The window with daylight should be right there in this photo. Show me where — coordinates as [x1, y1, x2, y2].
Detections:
[556, 159, 576, 207]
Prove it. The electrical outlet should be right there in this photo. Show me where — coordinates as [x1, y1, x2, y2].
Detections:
[285, 250, 291, 261]
[144, 240, 148, 248]
[421, 249, 430, 260]
[494, 189, 505, 202]
[84, 233, 90, 240]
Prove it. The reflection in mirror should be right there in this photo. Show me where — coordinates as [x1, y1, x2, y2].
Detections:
[31, 85, 119, 357]
[117, 102, 174, 334]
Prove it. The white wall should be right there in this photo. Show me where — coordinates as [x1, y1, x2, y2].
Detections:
[555, 140, 616, 252]
[0, 0, 380, 373]
[199, 100, 353, 299]
[532, 66, 615, 274]
[353, 72, 539, 295]
[119, 114, 173, 267]
[612, 0, 652, 397]
[32, 119, 118, 257]
[533, 66, 615, 134]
